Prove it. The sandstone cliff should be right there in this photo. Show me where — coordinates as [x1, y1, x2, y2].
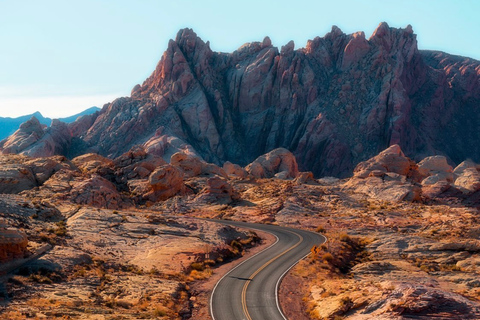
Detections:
[2, 23, 479, 177]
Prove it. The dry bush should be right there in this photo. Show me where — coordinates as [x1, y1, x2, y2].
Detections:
[311, 232, 370, 274]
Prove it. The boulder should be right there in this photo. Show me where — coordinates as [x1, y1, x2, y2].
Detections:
[0, 117, 46, 154]
[246, 148, 299, 179]
[29, 246, 92, 273]
[0, 155, 37, 193]
[43, 169, 76, 193]
[346, 145, 421, 202]
[195, 177, 239, 204]
[148, 164, 185, 200]
[114, 146, 167, 182]
[294, 172, 316, 184]
[202, 163, 228, 178]
[0, 222, 28, 262]
[353, 145, 418, 179]
[223, 161, 248, 179]
[418, 155, 454, 184]
[25, 155, 75, 184]
[70, 175, 124, 209]
[170, 152, 203, 178]
[421, 181, 452, 199]
[455, 168, 480, 194]
[345, 176, 421, 202]
[170, 152, 227, 178]
[453, 160, 479, 176]
[72, 153, 115, 175]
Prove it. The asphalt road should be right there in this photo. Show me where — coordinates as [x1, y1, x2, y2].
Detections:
[209, 220, 326, 320]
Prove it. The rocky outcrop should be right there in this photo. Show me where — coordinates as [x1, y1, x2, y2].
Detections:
[223, 161, 248, 179]
[25, 156, 75, 184]
[0, 154, 76, 194]
[0, 155, 37, 193]
[0, 222, 28, 262]
[1, 117, 71, 157]
[147, 164, 185, 201]
[72, 153, 115, 175]
[114, 146, 166, 188]
[345, 145, 421, 202]
[70, 176, 125, 209]
[246, 148, 299, 179]
[170, 152, 227, 178]
[194, 177, 239, 204]
[353, 145, 420, 180]
[2, 24, 479, 177]
[454, 168, 480, 194]
[357, 282, 480, 318]
[346, 145, 480, 203]
[418, 156, 454, 185]
[294, 172, 316, 184]
[170, 152, 203, 178]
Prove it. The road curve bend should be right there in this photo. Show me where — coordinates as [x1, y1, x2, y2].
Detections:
[209, 220, 326, 320]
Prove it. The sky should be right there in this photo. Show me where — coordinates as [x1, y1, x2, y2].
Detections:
[1, 0, 479, 118]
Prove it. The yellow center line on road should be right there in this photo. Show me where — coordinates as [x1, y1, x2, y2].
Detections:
[241, 230, 304, 320]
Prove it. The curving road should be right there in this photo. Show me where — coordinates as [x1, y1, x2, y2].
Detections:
[209, 220, 326, 320]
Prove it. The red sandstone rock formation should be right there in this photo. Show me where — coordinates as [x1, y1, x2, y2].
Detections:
[147, 164, 185, 201]
[246, 148, 299, 179]
[0, 117, 71, 157]
[0, 221, 28, 262]
[345, 145, 422, 202]
[1, 23, 479, 178]
[194, 177, 239, 204]
[70, 175, 125, 209]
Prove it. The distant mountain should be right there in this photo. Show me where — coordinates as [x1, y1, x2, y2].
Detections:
[56, 107, 101, 123]
[0, 107, 100, 141]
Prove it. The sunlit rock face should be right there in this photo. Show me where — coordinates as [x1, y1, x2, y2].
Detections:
[2, 23, 480, 177]
[0, 221, 28, 262]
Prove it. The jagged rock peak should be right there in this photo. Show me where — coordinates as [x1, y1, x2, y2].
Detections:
[262, 36, 272, 47]
[327, 25, 345, 38]
[371, 21, 391, 38]
[371, 22, 413, 38]
[19, 116, 44, 131]
[174, 28, 209, 53]
[368, 22, 418, 54]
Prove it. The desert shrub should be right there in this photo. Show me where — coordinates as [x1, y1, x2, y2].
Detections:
[190, 262, 205, 271]
[311, 233, 370, 274]
[322, 252, 334, 262]
[230, 239, 242, 251]
[316, 226, 326, 233]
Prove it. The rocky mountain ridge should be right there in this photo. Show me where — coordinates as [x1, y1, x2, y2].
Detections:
[1, 23, 479, 177]
[0, 107, 100, 141]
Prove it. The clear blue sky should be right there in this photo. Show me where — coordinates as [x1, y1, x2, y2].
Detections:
[1, 0, 479, 118]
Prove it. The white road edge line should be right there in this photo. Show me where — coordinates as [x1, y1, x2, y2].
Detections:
[209, 221, 328, 320]
[209, 224, 280, 320]
[275, 234, 328, 320]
